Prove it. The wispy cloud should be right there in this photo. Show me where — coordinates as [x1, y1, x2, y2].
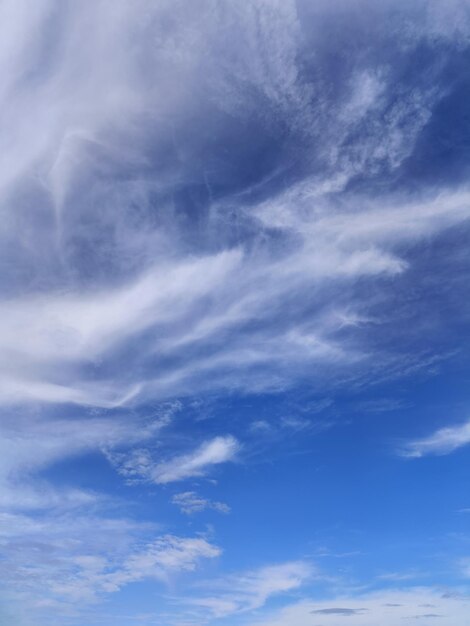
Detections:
[249, 587, 470, 626]
[52, 534, 221, 602]
[1, 1, 470, 623]
[0, 0, 468, 411]
[172, 491, 230, 515]
[109, 436, 239, 484]
[151, 436, 240, 484]
[400, 420, 470, 458]
[0, 401, 180, 512]
[2, 186, 469, 409]
[0, 512, 220, 613]
[187, 561, 312, 619]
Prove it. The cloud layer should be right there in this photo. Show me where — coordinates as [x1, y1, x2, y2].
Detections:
[249, 588, 470, 626]
[1, 0, 469, 411]
[1, 0, 470, 624]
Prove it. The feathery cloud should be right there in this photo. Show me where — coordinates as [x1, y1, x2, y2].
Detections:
[109, 436, 239, 484]
[400, 420, 470, 458]
[187, 561, 313, 619]
[249, 588, 470, 626]
[172, 491, 230, 515]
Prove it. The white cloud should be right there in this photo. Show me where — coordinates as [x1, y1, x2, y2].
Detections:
[151, 436, 239, 484]
[51, 534, 221, 601]
[248, 587, 470, 626]
[400, 420, 470, 458]
[172, 491, 230, 515]
[110, 436, 239, 485]
[0, 0, 467, 411]
[1, 186, 468, 410]
[0, 402, 179, 508]
[0, 511, 220, 611]
[188, 561, 312, 619]
[0, 2, 469, 623]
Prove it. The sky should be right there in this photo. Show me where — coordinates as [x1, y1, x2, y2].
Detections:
[1, 1, 470, 624]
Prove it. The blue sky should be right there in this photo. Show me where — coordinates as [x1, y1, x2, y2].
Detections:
[1, 1, 470, 624]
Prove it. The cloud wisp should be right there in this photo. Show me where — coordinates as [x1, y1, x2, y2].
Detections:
[0, 1, 470, 624]
[172, 491, 230, 515]
[0, 1, 469, 412]
[186, 561, 313, 620]
[250, 588, 470, 626]
[109, 435, 239, 484]
[400, 420, 470, 458]
[0, 513, 220, 615]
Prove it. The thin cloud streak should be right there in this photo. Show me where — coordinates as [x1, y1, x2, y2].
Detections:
[109, 436, 240, 485]
[186, 561, 313, 619]
[400, 420, 470, 458]
[249, 588, 470, 626]
[2, 190, 470, 408]
[172, 492, 230, 515]
[0, 1, 468, 412]
[0, 1, 469, 624]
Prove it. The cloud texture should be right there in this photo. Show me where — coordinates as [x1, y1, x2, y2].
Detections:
[1, 1, 470, 624]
